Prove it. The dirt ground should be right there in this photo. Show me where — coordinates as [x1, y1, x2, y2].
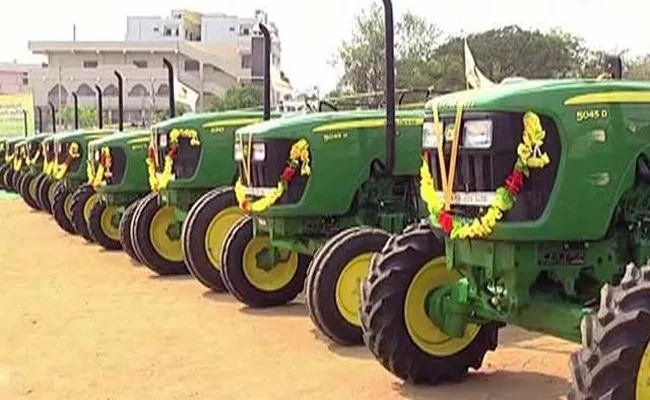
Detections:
[0, 199, 578, 400]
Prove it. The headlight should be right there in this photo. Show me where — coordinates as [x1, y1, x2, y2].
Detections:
[94, 149, 100, 162]
[234, 143, 243, 161]
[252, 143, 265, 161]
[462, 120, 493, 149]
[159, 133, 167, 147]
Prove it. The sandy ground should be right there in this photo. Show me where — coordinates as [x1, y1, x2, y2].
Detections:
[0, 199, 578, 400]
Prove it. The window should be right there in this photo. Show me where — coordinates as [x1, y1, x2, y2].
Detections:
[83, 60, 98, 68]
[229, 26, 235, 32]
[175, 28, 179, 36]
[184, 60, 200, 71]
[164, 28, 172, 36]
[22, 77, 28, 85]
[241, 55, 252, 69]
[153, 27, 160, 32]
[240, 25, 250, 36]
[133, 60, 148, 68]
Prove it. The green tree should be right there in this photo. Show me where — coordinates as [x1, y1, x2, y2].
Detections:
[152, 102, 191, 124]
[205, 85, 262, 112]
[626, 55, 650, 80]
[59, 106, 98, 129]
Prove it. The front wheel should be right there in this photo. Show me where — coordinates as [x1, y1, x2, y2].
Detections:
[119, 198, 144, 264]
[360, 222, 499, 384]
[131, 193, 187, 275]
[181, 188, 241, 293]
[306, 226, 390, 346]
[19, 173, 41, 211]
[51, 181, 75, 234]
[87, 200, 122, 251]
[220, 216, 310, 308]
[70, 184, 101, 242]
[0, 164, 10, 190]
[568, 263, 650, 399]
[38, 176, 55, 214]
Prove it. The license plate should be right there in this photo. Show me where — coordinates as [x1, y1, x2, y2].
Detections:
[243, 186, 273, 197]
[435, 191, 495, 206]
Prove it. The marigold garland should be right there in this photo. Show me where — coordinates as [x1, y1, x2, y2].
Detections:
[13, 147, 26, 171]
[53, 142, 80, 180]
[420, 111, 550, 239]
[234, 138, 310, 213]
[147, 128, 201, 191]
[87, 147, 112, 188]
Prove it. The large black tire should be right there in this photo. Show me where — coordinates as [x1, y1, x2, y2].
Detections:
[131, 193, 187, 275]
[568, 263, 650, 399]
[181, 188, 241, 293]
[306, 226, 390, 346]
[87, 200, 122, 251]
[3, 167, 15, 192]
[31, 174, 47, 210]
[0, 164, 9, 190]
[118, 197, 145, 264]
[360, 221, 499, 384]
[37, 177, 55, 215]
[51, 181, 76, 234]
[19, 173, 41, 211]
[11, 169, 24, 192]
[70, 184, 100, 243]
[220, 216, 311, 308]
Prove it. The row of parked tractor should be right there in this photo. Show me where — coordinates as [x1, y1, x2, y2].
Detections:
[2, 2, 649, 398]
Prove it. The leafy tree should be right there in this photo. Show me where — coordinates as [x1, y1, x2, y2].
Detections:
[205, 85, 262, 112]
[152, 102, 191, 123]
[59, 106, 98, 129]
[626, 55, 650, 80]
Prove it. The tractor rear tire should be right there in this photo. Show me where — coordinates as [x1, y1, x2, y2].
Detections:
[568, 263, 650, 399]
[131, 193, 188, 275]
[38, 177, 55, 215]
[118, 198, 144, 264]
[10, 169, 22, 192]
[51, 181, 76, 234]
[70, 184, 101, 243]
[0, 164, 9, 190]
[19, 173, 41, 211]
[306, 226, 390, 346]
[220, 216, 310, 308]
[87, 200, 122, 251]
[32, 174, 47, 210]
[360, 221, 499, 384]
[181, 188, 241, 293]
[3, 167, 15, 192]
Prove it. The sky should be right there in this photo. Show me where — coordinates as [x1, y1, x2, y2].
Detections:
[1, 0, 647, 93]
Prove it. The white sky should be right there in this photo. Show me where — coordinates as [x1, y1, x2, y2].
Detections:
[1, 0, 647, 93]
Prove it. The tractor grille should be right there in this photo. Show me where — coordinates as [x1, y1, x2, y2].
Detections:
[28, 142, 40, 161]
[46, 142, 55, 162]
[172, 136, 200, 179]
[107, 147, 126, 185]
[237, 138, 308, 206]
[56, 142, 67, 164]
[154, 129, 168, 174]
[426, 111, 560, 222]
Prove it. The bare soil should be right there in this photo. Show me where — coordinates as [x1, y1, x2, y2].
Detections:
[0, 200, 577, 400]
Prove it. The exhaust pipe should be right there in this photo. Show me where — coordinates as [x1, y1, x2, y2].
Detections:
[163, 58, 175, 118]
[48, 101, 56, 133]
[36, 106, 43, 134]
[95, 85, 103, 129]
[605, 55, 623, 80]
[259, 23, 271, 121]
[382, 0, 396, 176]
[72, 92, 79, 129]
[22, 110, 28, 137]
[114, 71, 124, 132]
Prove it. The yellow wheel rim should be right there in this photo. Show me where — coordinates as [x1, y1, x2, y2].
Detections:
[83, 193, 100, 224]
[28, 178, 38, 200]
[100, 205, 120, 241]
[335, 253, 373, 326]
[148, 206, 183, 262]
[63, 193, 73, 220]
[636, 337, 650, 398]
[204, 206, 242, 270]
[242, 236, 298, 292]
[48, 182, 57, 205]
[404, 256, 480, 357]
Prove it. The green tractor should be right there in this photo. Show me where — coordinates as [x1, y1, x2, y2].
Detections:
[357, 22, 649, 400]
[216, 3, 433, 346]
[51, 78, 116, 236]
[36, 132, 60, 213]
[131, 23, 284, 277]
[0, 137, 23, 192]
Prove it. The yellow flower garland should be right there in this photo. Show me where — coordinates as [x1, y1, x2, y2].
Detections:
[420, 111, 550, 239]
[88, 147, 112, 188]
[234, 139, 311, 213]
[147, 128, 201, 191]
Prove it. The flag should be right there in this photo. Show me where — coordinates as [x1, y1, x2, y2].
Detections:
[174, 75, 199, 112]
[464, 39, 495, 89]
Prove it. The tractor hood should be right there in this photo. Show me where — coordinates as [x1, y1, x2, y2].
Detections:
[89, 130, 149, 148]
[153, 110, 281, 133]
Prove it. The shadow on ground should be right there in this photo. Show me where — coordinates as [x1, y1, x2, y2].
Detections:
[395, 370, 570, 400]
[238, 302, 308, 317]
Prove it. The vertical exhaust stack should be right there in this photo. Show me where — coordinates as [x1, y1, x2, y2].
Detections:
[163, 58, 175, 118]
[22, 110, 28, 137]
[382, 0, 396, 176]
[48, 101, 56, 133]
[605, 55, 623, 80]
[72, 92, 79, 129]
[114, 71, 124, 132]
[36, 106, 43, 134]
[258, 23, 271, 121]
[95, 85, 103, 129]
